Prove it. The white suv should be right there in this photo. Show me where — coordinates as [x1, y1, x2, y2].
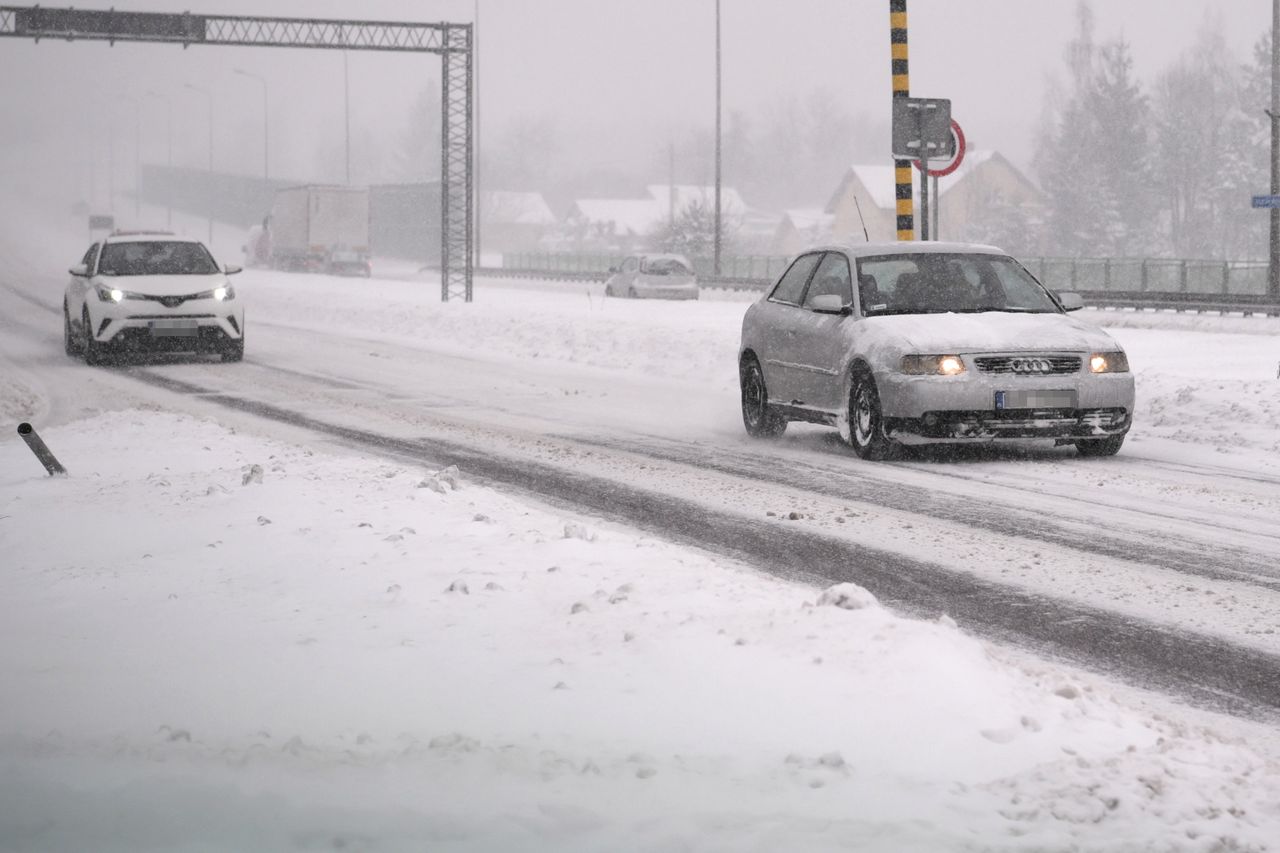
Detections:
[64, 232, 246, 364]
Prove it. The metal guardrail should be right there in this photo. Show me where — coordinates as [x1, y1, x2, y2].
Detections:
[490, 253, 1280, 315]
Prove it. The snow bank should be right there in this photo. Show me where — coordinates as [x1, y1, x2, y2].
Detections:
[1, 410, 1277, 851]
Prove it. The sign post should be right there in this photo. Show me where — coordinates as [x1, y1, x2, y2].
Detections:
[914, 119, 966, 242]
[892, 96, 952, 240]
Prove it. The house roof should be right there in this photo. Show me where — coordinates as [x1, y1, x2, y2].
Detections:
[645, 184, 747, 217]
[782, 208, 835, 230]
[825, 150, 1027, 213]
[570, 199, 664, 236]
[482, 191, 556, 226]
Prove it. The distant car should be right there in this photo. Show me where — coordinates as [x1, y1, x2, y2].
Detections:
[738, 242, 1135, 459]
[64, 231, 246, 364]
[604, 254, 699, 300]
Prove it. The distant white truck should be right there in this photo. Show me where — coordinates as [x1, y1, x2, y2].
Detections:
[268, 185, 371, 276]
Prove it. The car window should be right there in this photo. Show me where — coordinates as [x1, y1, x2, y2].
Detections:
[621, 257, 639, 273]
[856, 253, 1061, 315]
[769, 253, 822, 305]
[640, 257, 691, 276]
[97, 241, 220, 276]
[80, 243, 99, 272]
[802, 252, 852, 309]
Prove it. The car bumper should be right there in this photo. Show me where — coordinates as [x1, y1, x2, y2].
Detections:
[88, 300, 245, 350]
[877, 369, 1134, 442]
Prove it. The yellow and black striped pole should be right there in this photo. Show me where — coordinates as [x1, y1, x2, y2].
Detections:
[890, 0, 914, 241]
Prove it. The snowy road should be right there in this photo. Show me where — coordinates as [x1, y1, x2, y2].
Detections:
[4, 217, 1280, 718]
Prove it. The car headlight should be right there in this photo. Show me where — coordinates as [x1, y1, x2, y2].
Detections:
[95, 284, 143, 303]
[1089, 351, 1130, 373]
[194, 284, 236, 301]
[900, 354, 967, 376]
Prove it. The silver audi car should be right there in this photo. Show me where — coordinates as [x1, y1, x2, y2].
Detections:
[738, 242, 1134, 459]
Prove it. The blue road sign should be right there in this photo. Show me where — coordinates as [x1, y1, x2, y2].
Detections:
[1252, 195, 1280, 208]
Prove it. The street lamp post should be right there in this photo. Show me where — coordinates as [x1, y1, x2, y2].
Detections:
[233, 68, 269, 185]
[343, 49, 351, 185]
[119, 95, 141, 222]
[185, 83, 214, 246]
[146, 90, 174, 229]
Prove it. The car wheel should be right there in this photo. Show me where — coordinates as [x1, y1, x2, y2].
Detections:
[627, 287, 638, 299]
[740, 356, 787, 438]
[604, 286, 614, 297]
[1075, 434, 1125, 457]
[81, 307, 102, 366]
[847, 369, 896, 460]
[63, 302, 80, 356]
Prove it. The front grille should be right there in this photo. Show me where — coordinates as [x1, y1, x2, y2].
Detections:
[140, 292, 203, 308]
[974, 355, 1082, 375]
[125, 313, 217, 320]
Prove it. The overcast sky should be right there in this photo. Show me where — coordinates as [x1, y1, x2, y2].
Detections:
[0, 0, 1272, 208]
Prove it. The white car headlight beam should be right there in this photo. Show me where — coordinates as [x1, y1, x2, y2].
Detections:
[1089, 351, 1130, 373]
[900, 354, 966, 376]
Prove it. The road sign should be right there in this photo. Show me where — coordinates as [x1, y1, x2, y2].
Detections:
[1253, 195, 1280, 209]
[915, 119, 966, 177]
[892, 97, 953, 160]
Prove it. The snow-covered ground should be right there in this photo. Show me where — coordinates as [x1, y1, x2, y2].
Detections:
[3, 410, 1279, 851]
[3, 199, 1280, 849]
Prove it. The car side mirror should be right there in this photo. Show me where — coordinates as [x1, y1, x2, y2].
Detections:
[1057, 291, 1085, 312]
[69, 263, 89, 277]
[809, 294, 851, 315]
[607, 266, 618, 274]
[224, 264, 243, 275]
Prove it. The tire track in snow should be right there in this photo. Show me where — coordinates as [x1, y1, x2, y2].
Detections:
[107, 369, 1280, 721]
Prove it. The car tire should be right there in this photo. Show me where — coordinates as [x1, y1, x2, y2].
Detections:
[604, 286, 614, 297]
[81, 307, 103, 366]
[740, 356, 787, 438]
[63, 302, 80, 356]
[627, 287, 638, 299]
[847, 369, 896, 460]
[1075, 434, 1125, 457]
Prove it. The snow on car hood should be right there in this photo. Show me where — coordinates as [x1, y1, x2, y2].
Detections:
[866, 311, 1120, 354]
[95, 273, 228, 297]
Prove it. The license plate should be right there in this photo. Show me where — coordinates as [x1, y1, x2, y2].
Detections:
[149, 319, 199, 337]
[995, 389, 1077, 410]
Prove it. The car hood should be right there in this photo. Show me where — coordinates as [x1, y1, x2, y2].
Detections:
[94, 273, 227, 296]
[866, 311, 1120, 353]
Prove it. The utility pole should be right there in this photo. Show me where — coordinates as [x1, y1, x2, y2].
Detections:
[711, 0, 721, 274]
[185, 83, 214, 246]
[234, 69, 269, 184]
[1271, 0, 1279, 300]
[343, 49, 351, 185]
[147, 90, 173, 229]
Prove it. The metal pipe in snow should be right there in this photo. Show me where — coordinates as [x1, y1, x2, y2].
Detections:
[16, 423, 67, 476]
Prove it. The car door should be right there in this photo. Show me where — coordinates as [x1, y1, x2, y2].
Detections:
[791, 251, 856, 412]
[753, 252, 823, 405]
[617, 255, 640, 294]
[67, 241, 99, 323]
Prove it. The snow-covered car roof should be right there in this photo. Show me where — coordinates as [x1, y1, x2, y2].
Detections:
[102, 231, 203, 245]
[808, 241, 1006, 259]
[631, 252, 692, 263]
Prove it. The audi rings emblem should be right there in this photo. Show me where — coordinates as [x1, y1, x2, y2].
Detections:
[1009, 358, 1054, 374]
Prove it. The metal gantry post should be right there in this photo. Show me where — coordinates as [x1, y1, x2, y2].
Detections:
[1270, 0, 1279, 300]
[439, 22, 473, 302]
[1, 5, 476, 301]
[889, 0, 914, 241]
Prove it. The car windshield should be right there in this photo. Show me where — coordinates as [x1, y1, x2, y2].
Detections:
[640, 257, 691, 276]
[856, 252, 1061, 316]
[98, 241, 220, 276]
